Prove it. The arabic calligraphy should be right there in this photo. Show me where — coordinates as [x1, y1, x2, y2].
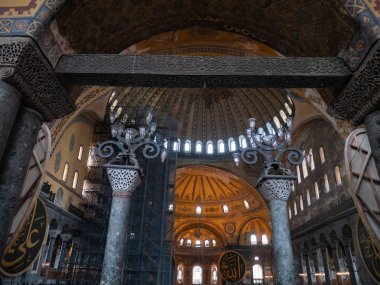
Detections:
[357, 219, 380, 283]
[219, 251, 246, 282]
[0, 198, 48, 277]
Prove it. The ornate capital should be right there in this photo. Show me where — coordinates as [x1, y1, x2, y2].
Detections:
[60, 233, 73, 242]
[106, 167, 141, 194]
[329, 39, 380, 124]
[259, 178, 294, 201]
[0, 37, 75, 121]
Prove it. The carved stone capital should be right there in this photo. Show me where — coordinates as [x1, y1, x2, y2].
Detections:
[329, 39, 380, 124]
[106, 167, 141, 194]
[258, 174, 295, 202]
[60, 233, 73, 242]
[49, 229, 61, 239]
[0, 37, 75, 121]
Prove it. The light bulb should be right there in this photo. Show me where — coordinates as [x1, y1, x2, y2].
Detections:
[111, 125, 117, 137]
[246, 128, 252, 138]
[286, 117, 293, 128]
[161, 149, 168, 162]
[285, 131, 292, 143]
[248, 118, 256, 129]
[233, 153, 240, 166]
[110, 111, 116, 124]
[306, 154, 312, 167]
[277, 128, 284, 139]
[139, 126, 146, 137]
[146, 112, 153, 124]
[150, 122, 157, 132]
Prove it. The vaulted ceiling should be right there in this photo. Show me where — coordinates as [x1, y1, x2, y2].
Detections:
[56, 0, 356, 56]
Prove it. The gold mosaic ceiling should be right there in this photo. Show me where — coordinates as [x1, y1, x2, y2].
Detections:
[174, 166, 265, 217]
[56, 0, 356, 56]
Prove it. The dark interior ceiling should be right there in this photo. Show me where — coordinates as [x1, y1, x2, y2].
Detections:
[56, 0, 357, 56]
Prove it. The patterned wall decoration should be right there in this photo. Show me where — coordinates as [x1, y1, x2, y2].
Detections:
[68, 133, 75, 152]
[53, 150, 61, 173]
[0, 0, 65, 39]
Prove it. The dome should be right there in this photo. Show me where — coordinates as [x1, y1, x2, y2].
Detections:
[174, 165, 266, 217]
[109, 87, 294, 153]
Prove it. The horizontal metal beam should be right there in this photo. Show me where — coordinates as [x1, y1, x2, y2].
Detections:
[55, 54, 351, 88]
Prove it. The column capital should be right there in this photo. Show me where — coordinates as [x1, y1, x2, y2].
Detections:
[106, 167, 141, 194]
[60, 233, 73, 242]
[49, 229, 61, 239]
[0, 37, 75, 121]
[258, 172, 295, 202]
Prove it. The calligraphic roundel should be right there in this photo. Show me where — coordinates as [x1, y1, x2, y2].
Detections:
[219, 251, 246, 283]
[0, 198, 48, 277]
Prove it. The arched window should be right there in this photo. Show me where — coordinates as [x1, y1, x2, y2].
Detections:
[195, 141, 202, 153]
[212, 239, 216, 247]
[309, 148, 315, 170]
[187, 239, 192, 247]
[179, 239, 184, 246]
[111, 99, 118, 111]
[284, 102, 292, 115]
[223, 204, 229, 214]
[239, 135, 247, 149]
[184, 140, 191, 152]
[229, 138, 237, 152]
[207, 141, 214, 154]
[315, 182, 320, 200]
[262, 234, 269, 245]
[335, 166, 342, 185]
[204, 240, 210, 247]
[62, 163, 69, 182]
[177, 264, 184, 283]
[319, 147, 326, 164]
[168, 204, 174, 211]
[72, 171, 79, 189]
[288, 206, 292, 219]
[302, 151, 308, 178]
[192, 266, 202, 284]
[78, 145, 84, 161]
[307, 189, 311, 206]
[273, 116, 282, 129]
[196, 206, 202, 215]
[218, 140, 225, 154]
[252, 264, 263, 283]
[109, 91, 116, 102]
[300, 196, 304, 211]
[296, 165, 301, 184]
[250, 234, 257, 245]
[211, 265, 218, 284]
[279, 110, 287, 122]
[116, 107, 122, 118]
[294, 201, 298, 215]
[324, 174, 330, 193]
[244, 200, 250, 209]
[173, 139, 181, 152]
[195, 240, 201, 248]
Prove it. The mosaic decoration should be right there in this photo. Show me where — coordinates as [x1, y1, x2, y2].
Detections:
[68, 133, 75, 152]
[54, 150, 61, 173]
[0, 198, 48, 277]
[219, 251, 246, 283]
[357, 218, 380, 283]
[0, 0, 65, 39]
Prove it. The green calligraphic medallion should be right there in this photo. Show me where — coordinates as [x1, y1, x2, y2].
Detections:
[357, 218, 380, 283]
[0, 198, 48, 277]
[219, 251, 246, 283]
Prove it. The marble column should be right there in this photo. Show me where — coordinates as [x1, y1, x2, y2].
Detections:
[100, 167, 141, 285]
[0, 106, 43, 256]
[66, 237, 80, 282]
[330, 240, 343, 285]
[44, 230, 61, 284]
[320, 244, 332, 285]
[0, 80, 21, 162]
[258, 175, 295, 285]
[342, 238, 357, 285]
[57, 233, 72, 279]
[365, 110, 380, 174]
[303, 251, 313, 285]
